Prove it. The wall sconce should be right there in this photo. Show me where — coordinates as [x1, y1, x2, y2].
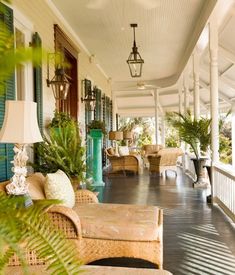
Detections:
[46, 53, 71, 100]
[81, 88, 96, 111]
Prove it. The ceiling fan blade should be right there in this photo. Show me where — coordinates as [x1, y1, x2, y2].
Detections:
[86, 0, 108, 9]
[134, 0, 160, 10]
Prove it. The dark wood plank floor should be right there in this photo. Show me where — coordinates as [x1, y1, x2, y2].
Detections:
[93, 168, 235, 275]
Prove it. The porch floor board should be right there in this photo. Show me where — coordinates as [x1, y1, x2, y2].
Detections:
[92, 168, 235, 275]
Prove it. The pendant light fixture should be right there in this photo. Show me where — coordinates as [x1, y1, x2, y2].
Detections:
[126, 23, 144, 78]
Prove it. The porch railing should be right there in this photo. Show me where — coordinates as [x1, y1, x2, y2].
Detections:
[213, 164, 235, 222]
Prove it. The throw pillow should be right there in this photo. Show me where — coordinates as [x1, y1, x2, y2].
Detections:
[44, 170, 75, 208]
[118, 146, 129, 156]
[27, 173, 46, 200]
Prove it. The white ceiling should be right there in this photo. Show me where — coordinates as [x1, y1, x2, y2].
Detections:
[50, 0, 235, 117]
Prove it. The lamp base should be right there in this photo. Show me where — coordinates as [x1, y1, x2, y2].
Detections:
[6, 144, 29, 196]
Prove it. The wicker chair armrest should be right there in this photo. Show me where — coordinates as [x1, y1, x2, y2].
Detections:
[108, 155, 122, 160]
[75, 189, 99, 204]
[47, 205, 82, 239]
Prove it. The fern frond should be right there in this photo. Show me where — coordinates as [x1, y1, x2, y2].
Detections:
[0, 193, 81, 273]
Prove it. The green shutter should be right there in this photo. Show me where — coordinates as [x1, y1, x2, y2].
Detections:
[0, 2, 15, 181]
[32, 32, 43, 132]
[84, 79, 92, 124]
[84, 79, 92, 172]
[94, 88, 102, 121]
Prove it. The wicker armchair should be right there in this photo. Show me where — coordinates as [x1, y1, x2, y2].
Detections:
[2, 174, 163, 270]
[105, 147, 141, 175]
[141, 145, 163, 167]
[148, 148, 183, 176]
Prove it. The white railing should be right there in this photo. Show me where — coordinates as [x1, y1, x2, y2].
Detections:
[213, 164, 235, 222]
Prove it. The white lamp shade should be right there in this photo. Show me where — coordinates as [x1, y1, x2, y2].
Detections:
[0, 100, 43, 144]
[109, 131, 123, 141]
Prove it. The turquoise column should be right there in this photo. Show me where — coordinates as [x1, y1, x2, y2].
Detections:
[89, 129, 105, 186]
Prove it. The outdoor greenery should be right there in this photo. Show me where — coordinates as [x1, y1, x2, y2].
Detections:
[165, 126, 180, 148]
[32, 118, 86, 186]
[219, 112, 232, 164]
[0, 192, 81, 274]
[118, 117, 154, 148]
[166, 110, 211, 159]
[87, 120, 107, 135]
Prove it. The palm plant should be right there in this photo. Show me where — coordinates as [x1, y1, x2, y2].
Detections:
[166, 110, 211, 159]
[0, 192, 81, 274]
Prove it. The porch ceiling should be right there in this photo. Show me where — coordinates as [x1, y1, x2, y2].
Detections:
[50, 0, 235, 117]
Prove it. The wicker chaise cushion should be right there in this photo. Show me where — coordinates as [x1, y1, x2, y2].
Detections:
[74, 203, 162, 241]
[5, 265, 172, 274]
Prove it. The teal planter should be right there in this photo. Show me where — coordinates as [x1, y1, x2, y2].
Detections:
[89, 129, 105, 186]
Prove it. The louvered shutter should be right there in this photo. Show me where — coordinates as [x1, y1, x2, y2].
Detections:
[32, 32, 43, 132]
[0, 2, 15, 181]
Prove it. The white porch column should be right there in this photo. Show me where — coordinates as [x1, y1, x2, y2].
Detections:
[193, 51, 200, 119]
[178, 77, 183, 114]
[112, 92, 117, 130]
[184, 71, 189, 114]
[209, 19, 219, 163]
[232, 103, 235, 168]
[161, 114, 165, 146]
[154, 89, 159, 144]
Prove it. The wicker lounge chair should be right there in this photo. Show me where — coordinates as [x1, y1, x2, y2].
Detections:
[148, 148, 183, 176]
[141, 145, 163, 167]
[105, 147, 141, 175]
[1, 173, 163, 269]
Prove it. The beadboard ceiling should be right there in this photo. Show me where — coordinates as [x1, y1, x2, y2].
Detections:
[50, 0, 235, 117]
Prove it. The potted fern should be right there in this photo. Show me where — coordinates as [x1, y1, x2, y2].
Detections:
[32, 115, 86, 189]
[166, 110, 211, 184]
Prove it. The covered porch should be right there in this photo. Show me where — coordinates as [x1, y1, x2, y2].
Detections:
[0, 0, 235, 274]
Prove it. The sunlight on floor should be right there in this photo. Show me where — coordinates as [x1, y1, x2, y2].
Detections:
[178, 231, 235, 275]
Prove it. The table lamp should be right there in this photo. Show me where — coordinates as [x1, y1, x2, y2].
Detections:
[123, 131, 133, 146]
[0, 100, 43, 198]
[109, 131, 123, 154]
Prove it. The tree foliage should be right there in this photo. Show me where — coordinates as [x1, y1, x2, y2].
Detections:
[119, 117, 154, 147]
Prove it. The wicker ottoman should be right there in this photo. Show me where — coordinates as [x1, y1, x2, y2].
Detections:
[73, 203, 163, 268]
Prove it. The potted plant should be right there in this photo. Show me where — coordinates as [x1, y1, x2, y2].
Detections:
[32, 116, 86, 189]
[87, 120, 107, 135]
[166, 110, 211, 185]
[48, 111, 73, 128]
[86, 120, 106, 187]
